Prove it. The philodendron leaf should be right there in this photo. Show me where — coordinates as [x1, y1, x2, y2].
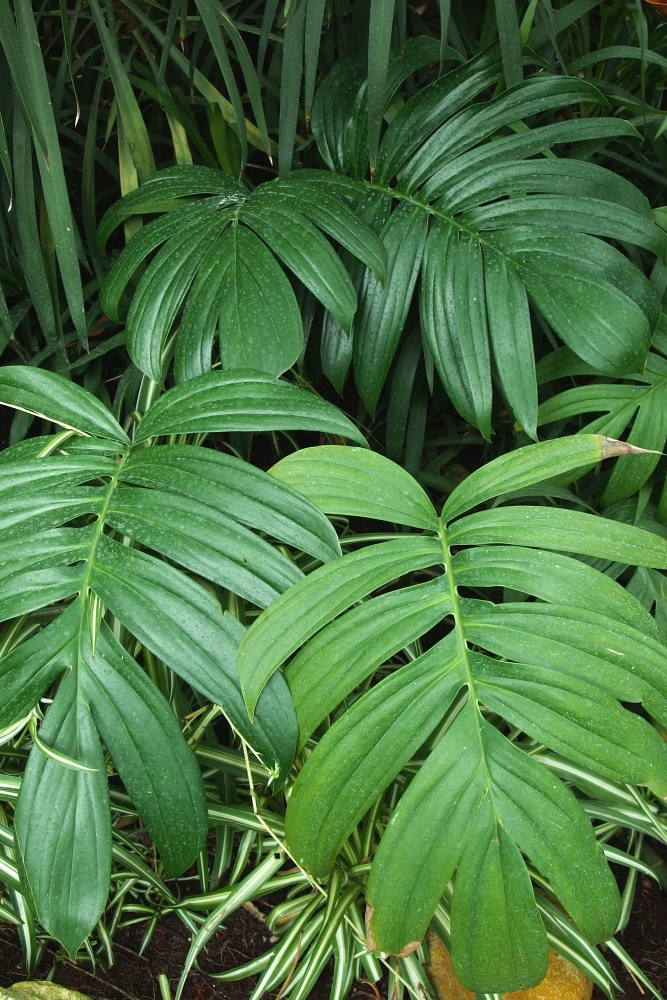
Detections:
[269, 445, 438, 530]
[14, 666, 110, 958]
[0, 367, 346, 951]
[134, 370, 367, 445]
[442, 434, 656, 522]
[98, 165, 379, 381]
[237, 437, 667, 993]
[0, 367, 129, 444]
[312, 51, 661, 431]
[82, 623, 208, 878]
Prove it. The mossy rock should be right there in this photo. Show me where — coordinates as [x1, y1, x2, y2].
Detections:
[0, 984, 90, 1000]
[425, 930, 593, 1000]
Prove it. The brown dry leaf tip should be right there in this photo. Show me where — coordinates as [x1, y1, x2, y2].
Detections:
[396, 941, 421, 958]
[365, 903, 377, 951]
[242, 899, 266, 923]
[601, 436, 664, 458]
[364, 905, 420, 957]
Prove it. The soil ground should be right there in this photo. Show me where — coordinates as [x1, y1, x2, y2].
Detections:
[591, 866, 667, 1000]
[0, 908, 341, 1000]
[0, 868, 665, 1000]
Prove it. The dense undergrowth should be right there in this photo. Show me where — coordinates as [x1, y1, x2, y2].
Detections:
[4, 0, 667, 997]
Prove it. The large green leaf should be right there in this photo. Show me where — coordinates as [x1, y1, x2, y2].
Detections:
[125, 213, 232, 381]
[238, 438, 667, 992]
[14, 662, 111, 957]
[353, 201, 428, 416]
[311, 37, 449, 182]
[122, 445, 340, 564]
[311, 55, 661, 434]
[216, 225, 303, 376]
[173, 223, 305, 381]
[252, 179, 386, 283]
[96, 165, 244, 248]
[268, 445, 438, 530]
[83, 623, 208, 878]
[0, 368, 348, 952]
[98, 166, 379, 381]
[240, 200, 357, 334]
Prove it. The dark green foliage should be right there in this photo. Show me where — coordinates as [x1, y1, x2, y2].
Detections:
[3, 1, 667, 997]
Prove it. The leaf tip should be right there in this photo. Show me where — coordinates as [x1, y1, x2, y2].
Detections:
[365, 904, 420, 957]
[601, 436, 664, 458]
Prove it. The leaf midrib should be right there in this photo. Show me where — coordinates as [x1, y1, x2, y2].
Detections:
[80, 448, 129, 598]
[439, 518, 497, 811]
[360, 179, 628, 288]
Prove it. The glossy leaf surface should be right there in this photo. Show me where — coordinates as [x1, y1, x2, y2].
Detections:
[311, 56, 661, 434]
[0, 368, 348, 951]
[238, 439, 667, 992]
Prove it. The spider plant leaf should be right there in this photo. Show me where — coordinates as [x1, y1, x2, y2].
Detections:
[10, 0, 86, 342]
[494, 0, 523, 88]
[304, 0, 327, 123]
[193, 0, 248, 170]
[88, 0, 155, 181]
[279, 0, 306, 177]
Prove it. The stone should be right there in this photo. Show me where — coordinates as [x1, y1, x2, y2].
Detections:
[0, 984, 90, 1000]
[424, 930, 593, 1000]
[425, 930, 473, 1000]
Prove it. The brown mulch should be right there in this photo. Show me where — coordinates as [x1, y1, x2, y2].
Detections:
[592, 867, 667, 1000]
[0, 908, 339, 1000]
[1, 871, 665, 1000]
